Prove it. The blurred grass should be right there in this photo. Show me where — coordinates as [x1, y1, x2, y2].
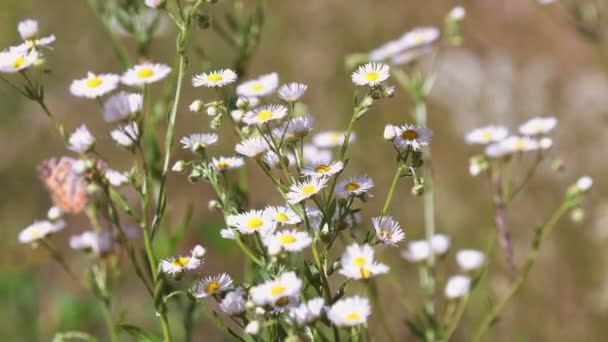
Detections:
[0, 0, 607, 341]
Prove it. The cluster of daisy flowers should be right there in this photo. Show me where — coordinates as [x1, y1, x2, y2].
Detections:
[0, 19, 55, 74]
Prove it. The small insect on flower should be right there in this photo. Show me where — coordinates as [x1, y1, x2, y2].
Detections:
[263, 229, 312, 255]
[335, 175, 374, 198]
[69, 230, 112, 254]
[351, 62, 390, 86]
[103, 92, 143, 122]
[18, 220, 66, 244]
[0, 49, 38, 73]
[192, 69, 237, 88]
[193, 273, 233, 299]
[456, 249, 485, 271]
[302, 157, 344, 178]
[237, 72, 279, 97]
[227, 210, 275, 236]
[235, 136, 270, 158]
[278, 82, 308, 102]
[444, 275, 471, 299]
[289, 297, 325, 325]
[220, 288, 246, 315]
[313, 130, 356, 148]
[327, 296, 371, 327]
[518, 116, 558, 136]
[68, 125, 95, 153]
[339, 243, 389, 280]
[211, 156, 245, 172]
[286, 177, 328, 204]
[122, 63, 171, 86]
[372, 216, 405, 246]
[250, 271, 303, 307]
[70, 72, 120, 98]
[394, 125, 433, 150]
[111, 122, 140, 148]
[263, 206, 302, 225]
[180, 133, 218, 153]
[465, 125, 508, 145]
[160, 254, 201, 275]
[243, 104, 288, 125]
[38, 157, 89, 213]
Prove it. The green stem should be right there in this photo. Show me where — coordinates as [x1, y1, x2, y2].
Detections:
[471, 200, 573, 342]
[100, 301, 118, 342]
[369, 280, 395, 342]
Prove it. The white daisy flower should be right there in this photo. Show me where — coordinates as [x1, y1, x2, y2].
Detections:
[351, 62, 390, 86]
[400, 27, 440, 50]
[449, 6, 466, 20]
[105, 169, 129, 187]
[518, 117, 558, 136]
[262, 151, 288, 169]
[211, 156, 245, 172]
[192, 69, 237, 88]
[180, 133, 218, 152]
[484, 143, 508, 158]
[0, 49, 38, 73]
[237, 72, 279, 97]
[250, 271, 302, 307]
[286, 177, 328, 204]
[313, 131, 355, 148]
[465, 125, 509, 145]
[69, 72, 120, 99]
[289, 297, 324, 325]
[220, 288, 246, 315]
[19, 220, 66, 244]
[369, 39, 410, 62]
[69, 230, 112, 254]
[401, 240, 432, 262]
[272, 115, 315, 142]
[339, 243, 389, 280]
[278, 82, 308, 102]
[264, 206, 302, 225]
[18, 19, 39, 40]
[499, 136, 540, 154]
[111, 122, 140, 147]
[456, 249, 485, 271]
[10, 34, 56, 53]
[394, 125, 433, 150]
[327, 296, 371, 327]
[335, 176, 374, 198]
[227, 210, 274, 236]
[103, 92, 143, 122]
[575, 176, 593, 192]
[263, 229, 312, 255]
[68, 124, 95, 153]
[391, 46, 434, 65]
[302, 157, 344, 178]
[145, 0, 166, 9]
[235, 136, 270, 158]
[193, 273, 233, 298]
[122, 63, 171, 86]
[372, 216, 405, 246]
[303, 144, 332, 163]
[445, 275, 471, 299]
[160, 255, 201, 275]
[431, 234, 450, 255]
[243, 104, 288, 125]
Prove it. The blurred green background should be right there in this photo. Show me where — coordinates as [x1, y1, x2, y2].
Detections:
[1, 0, 607, 341]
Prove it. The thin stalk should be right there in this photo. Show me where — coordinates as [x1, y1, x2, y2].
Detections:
[100, 301, 118, 342]
[369, 280, 395, 342]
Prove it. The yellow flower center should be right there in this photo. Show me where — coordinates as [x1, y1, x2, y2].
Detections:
[346, 312, 361, 321]
[481, 131, 493, 140]
[414, 33, 427, 44]
[365, 71, 379, 82]
[302, 185, 317, 196]
[204, 281, 221, 294]
[215, 162, 231, 170]
[359, 268, 372, 279]
[172, 257, 190, 267]
[31, 228, 42, 239]
[252, 83, 264, 91]
[207, 73, 223, 82]
[314, 164, 330, 173]
[279, 235, 297, 244]
[13, 57, 26, 69]
[401, 129, 419, 141]
[353, 257, 367, 266]
[514, 139, 527, 150]
[275, 213, 289, 222]
[257, 110, 274, 121]
[246, 217, 264, 230]
[270, 285, 286, 296]
[379, 229, 392, 240]
[86, 77, 103, 88]
[137, 67, 154, 79]
[345, 182, 361, 191]
[329, 133, 342, 144]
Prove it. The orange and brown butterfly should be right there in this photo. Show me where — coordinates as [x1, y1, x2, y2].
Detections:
[38, 156, 89, 214]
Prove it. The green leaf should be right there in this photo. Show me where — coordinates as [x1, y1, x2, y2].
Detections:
[118, 324, 161, 342]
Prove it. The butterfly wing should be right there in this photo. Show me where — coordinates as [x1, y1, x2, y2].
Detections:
[38, 157, 88, 213]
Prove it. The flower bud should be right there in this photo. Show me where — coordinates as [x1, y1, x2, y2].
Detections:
[231, 110, 244, 123]
[245, 320, 260, 335]
[47, 206, 62, 221]
[208, 199, 221, 211]
[172, 160, 186, 172]
[192, 245, 206, 259]
[188, 168, 203, 183]
[575, 176, 593, 192]
[411, 183, 425, 196]
[145, 0, 166, 9]
[570, 207, 585, 223]
[206, 106, 218, 117]
[72, 160, 88, 175]
[383, 124, 397, 141]
[245, 301, 256, 310]
[254, 307, 266, 316]
[236, 97, 249, 109]
[189, 100, 204, 113]
[539, 137, 553, 150]
[360, 95, 374, 108]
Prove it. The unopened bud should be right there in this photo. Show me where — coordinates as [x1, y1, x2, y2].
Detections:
[383, 124, 397, 141]
[206, 106, 218, 117]
[236, 97, 249, 109]
[570, 207, 585, 223]
[245, 320, 260, 335]
[208, 199, 221, 211]
[192, 245, 206, 259]
[172, 160, 186, 172]
[47, 206, 62, 221]
[254, 307, 266, 316]
[189, 100, 204, 112]
[411, 183, 425, 196]
[245, 301, 256, 310]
